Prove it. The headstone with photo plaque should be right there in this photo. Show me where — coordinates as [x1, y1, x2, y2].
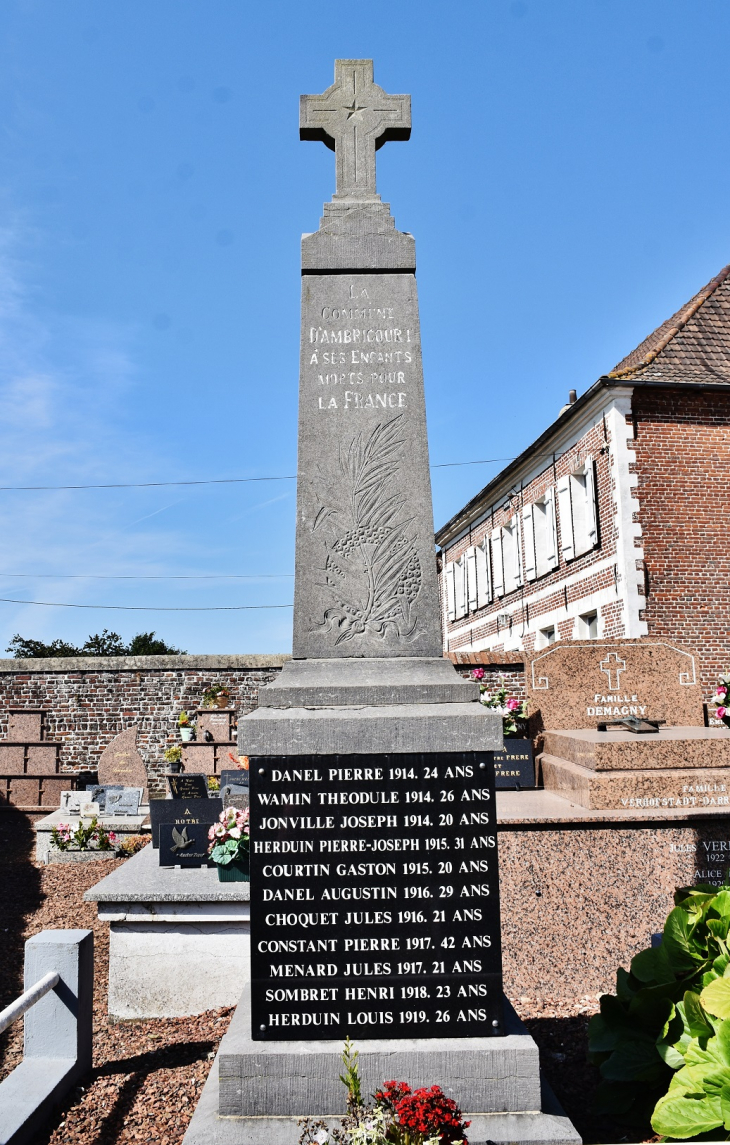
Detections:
[203, 59, 580, 1145]
[85, 784, 123, 812]
[104, 787, 143, 816]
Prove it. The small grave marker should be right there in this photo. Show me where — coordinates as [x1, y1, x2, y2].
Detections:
[158, 821, 213, 868]
[167, 774, 210, 800]
[150, 797, 222, 848]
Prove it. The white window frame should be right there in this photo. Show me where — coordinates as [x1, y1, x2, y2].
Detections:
[536, 624, 557, 649]
[578, 610, 599, 639]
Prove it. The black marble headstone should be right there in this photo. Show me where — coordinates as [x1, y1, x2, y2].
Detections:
[159, 820, 214, 868]
[491, 742, 535, 789]
[150, 797, 222, 848]
[167, 773, 210, 800]
[220, 768, 249, 789]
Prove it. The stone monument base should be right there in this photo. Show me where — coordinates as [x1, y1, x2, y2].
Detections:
[539, 726, 730, 811]
[183, 991, 580, 1145]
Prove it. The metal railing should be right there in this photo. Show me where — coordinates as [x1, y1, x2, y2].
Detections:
[0, 971, 59, 1037]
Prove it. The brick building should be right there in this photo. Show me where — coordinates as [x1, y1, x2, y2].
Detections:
[436, 263, 730, 700]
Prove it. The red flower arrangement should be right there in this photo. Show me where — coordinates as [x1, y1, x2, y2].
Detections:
[375, 1080, 470, 1145]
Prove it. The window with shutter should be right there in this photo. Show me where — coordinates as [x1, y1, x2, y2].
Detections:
[557, 475, 575, 562]
[454, 554, 467, 620]
[490, 528, 504, 597]
[571, 458, 598, 557]
[502, 516, 523, 595]
[476, 537, 492, 607]
[522, 504, 536, 582]
[466, 546, 478, 611]
[533, 488, 559, 577]
[444, 562, 456, 622]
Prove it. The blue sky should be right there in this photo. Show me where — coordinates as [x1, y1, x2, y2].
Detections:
[0, 0, 727, 654]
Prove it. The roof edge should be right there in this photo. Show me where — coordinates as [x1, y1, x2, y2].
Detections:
[609, 264, 730, 378]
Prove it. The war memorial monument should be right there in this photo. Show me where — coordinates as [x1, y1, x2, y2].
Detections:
[179, 60, 580, 1145]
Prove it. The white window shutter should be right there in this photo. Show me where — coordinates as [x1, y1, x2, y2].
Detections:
[466, 546, 478, 611]
[514, 515, 524, 588]
[454, 555, 467, 620]
[476, 539, 491, 607]
[584, 458, 598, 548]
[557, 475, 575, 562]
[491, 527, 504, 597]
[522, 505, 536, 581]
[544, 487, 559, 570]
[445, 562, 456, 622]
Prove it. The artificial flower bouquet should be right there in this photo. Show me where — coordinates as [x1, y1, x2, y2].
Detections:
[207, 805, 250, 881]
[472, 671, 527, 737]
[50, 818, 117, 853]
[713, 673, 730, 727]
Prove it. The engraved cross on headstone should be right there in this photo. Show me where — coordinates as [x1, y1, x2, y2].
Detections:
[300, 59, 411, 201]
[600, 652, 627, 691]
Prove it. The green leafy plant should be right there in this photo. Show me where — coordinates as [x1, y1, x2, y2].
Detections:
[164, 745, 182, 764]
[589, 883, 730, 1131]
[178, 711, 192, 727]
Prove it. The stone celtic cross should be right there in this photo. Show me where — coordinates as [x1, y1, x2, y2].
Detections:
[300, 59, 411, 200]
[600, 652, 627, 691]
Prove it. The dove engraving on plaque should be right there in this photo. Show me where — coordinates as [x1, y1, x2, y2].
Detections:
[171, 825, 193, 853]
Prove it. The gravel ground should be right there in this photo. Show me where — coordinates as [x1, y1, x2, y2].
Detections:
[0, 811, 628, 1144]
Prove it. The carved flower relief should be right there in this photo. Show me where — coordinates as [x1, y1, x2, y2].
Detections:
[310, 414, 423, 645]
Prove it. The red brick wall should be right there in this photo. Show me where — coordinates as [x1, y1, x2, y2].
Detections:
[632, 387, 730, 697]
[0, 660, 282, 797]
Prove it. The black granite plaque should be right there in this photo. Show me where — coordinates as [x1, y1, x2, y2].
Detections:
[159, 821, 214, 868]
[491, 741, 535, 789]
[150, 797, 222, 847]
[221, 783, 250, 810]
[249, 753, 503, 1042]
[167, 773, 210, 800]
[220, 768, 249, 789]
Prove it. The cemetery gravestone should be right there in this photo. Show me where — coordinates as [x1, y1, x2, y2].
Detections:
[104, 788, 142, 816]
[491, 742, 535, 789]
[527, 639, 703, 731]
[97, 728, 148, 797]
[60, 790, 84, 814]
[219, 769, 248, 790]
[85, 785, 123, 812]
[159, 821, 213, 868]
[167, 773, 210, 800]
[149, 797, 222, 848]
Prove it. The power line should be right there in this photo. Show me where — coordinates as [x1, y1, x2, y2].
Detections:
[0, 598, 293, 612]
[0, 572, 294, 581]
[0, 457, 516, 492]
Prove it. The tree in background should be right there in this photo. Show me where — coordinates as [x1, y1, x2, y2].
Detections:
[6, 629, 186, 658]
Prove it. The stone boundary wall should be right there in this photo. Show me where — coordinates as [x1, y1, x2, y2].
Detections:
[0, 654, 289, 796]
